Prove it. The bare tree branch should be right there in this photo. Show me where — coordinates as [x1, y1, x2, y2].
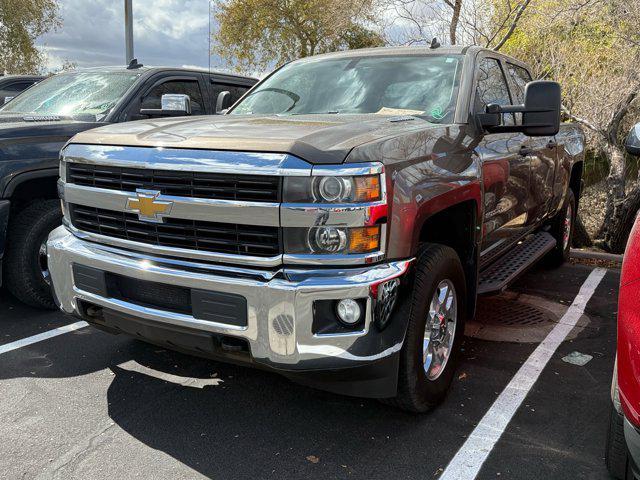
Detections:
[492, 0, 532, 51]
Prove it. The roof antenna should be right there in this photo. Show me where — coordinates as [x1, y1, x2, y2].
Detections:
[430, 37, 441, 49]
[127, 58, 143, 69]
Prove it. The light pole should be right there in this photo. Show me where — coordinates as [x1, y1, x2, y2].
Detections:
[124, 0, 134, 64]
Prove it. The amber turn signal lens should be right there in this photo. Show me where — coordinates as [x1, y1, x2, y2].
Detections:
[354, 175, 381, 202]
[349, 226, 380, 253]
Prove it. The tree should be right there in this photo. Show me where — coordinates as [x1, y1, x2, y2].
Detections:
[501, 0, 640, 252]
[213, 0, 383, 71]
[0, 0, 61, 74]
[384, 0, 532, 49]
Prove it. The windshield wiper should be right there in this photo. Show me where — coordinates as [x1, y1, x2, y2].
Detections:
[290, 111, 340, 115]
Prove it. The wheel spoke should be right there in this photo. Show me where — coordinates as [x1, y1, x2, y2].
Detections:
[422, 279, 458, 381]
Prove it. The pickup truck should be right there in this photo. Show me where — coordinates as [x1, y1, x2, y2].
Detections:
[0, 63, 256, 309]
[48, 46, 584, 412]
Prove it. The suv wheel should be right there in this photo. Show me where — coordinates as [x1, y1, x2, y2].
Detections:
[3, 200, 62, 309]
[383, 243, 466, 413]
[606, 401, 634, 479]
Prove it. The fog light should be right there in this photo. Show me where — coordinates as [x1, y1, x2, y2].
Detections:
[336, 298, 362, 325]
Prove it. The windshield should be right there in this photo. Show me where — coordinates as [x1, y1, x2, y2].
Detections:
[231, 54, 463, 123]
[0, 71, 141, 121]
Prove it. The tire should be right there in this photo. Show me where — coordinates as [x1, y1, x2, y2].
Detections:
[3, 200, 62, 309]
[546, 188, 576, 267]
[383, 243, 466, 413]
[606, 401, 631, 479]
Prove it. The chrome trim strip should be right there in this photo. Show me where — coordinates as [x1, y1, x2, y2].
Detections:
[65, 183, 280, 227]
[311, 162, 384, 176]
[281, 201, 387, 227]
[82, 241, 283, 281]
[63, 144, 313, 176]
[66, 223, 283, 267]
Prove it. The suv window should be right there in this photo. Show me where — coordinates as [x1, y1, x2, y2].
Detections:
[141, 79, 204, 115]
[475, 58, 514, 126]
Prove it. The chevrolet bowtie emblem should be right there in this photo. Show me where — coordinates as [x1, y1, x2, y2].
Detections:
[126, 189, 173, 223]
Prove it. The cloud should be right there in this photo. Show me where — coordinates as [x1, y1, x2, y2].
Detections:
[36, 0, 222, 72]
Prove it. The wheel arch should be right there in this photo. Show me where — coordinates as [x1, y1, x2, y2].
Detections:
[413, 199, 480, 319]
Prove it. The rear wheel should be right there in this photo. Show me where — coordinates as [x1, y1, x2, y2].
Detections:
[383, 243, 466, 413]
[546, 188, 576, 267]
[3, 200, 62, 309]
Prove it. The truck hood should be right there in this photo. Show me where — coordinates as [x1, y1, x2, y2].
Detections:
[0, 114, 101, 162]
[68, 114, 435, 164]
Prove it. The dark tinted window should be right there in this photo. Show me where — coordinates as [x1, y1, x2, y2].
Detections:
[211, 83, 250, 108]
[141, 79, 204, 115]
[6, 82, 34, 92]
[475, 58, 514, 126]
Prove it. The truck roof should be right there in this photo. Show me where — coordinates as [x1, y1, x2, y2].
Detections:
[70, 65, 258, 82]
[293, 45, 526, 67]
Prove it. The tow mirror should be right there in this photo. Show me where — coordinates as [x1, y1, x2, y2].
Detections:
[625, 123, 640, 157]
[216, 91, 231, 114]
[140, 93, 192, 117]
[478, 80, 561, 137]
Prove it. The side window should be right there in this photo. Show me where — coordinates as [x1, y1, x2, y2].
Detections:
[141, 79, 204, 115]
[507, 64, 532, 105]
[211, 83, 250, 107]
[474, 58, 515, 126]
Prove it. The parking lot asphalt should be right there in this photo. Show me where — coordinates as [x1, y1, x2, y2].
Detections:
[0, 262, 620, 480]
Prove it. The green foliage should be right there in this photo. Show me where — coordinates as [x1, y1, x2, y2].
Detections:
[213, 0, 381, 71]
[0, 0, 61, 74]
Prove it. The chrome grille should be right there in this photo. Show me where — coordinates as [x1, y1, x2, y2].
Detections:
[67, 163, 281, 202]
[69, 205, 281, 257]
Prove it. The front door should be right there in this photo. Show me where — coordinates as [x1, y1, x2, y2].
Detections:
[474, 57, 531, 261]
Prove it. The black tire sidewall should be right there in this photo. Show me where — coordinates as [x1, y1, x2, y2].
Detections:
[4, 200, 62, 309]
[402, 245, 467, 409]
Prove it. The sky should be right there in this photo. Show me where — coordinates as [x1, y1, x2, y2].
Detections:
[36, 0, 227, 72]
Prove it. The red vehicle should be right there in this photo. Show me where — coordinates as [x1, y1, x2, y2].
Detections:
[606, 122, 640, 479]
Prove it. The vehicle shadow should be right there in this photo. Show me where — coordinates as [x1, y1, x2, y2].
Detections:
[103, 339, 477, 479]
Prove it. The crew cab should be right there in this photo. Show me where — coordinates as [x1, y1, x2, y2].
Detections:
[47, 46, 584, 411]
[0, 63, 257, 308]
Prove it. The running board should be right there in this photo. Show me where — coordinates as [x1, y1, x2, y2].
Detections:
[478, 232, 556, 295]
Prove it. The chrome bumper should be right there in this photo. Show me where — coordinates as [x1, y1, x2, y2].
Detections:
[47, 226, 411, 371]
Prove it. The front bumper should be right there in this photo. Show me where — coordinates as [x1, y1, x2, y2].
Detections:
[47, 226, 412, 397]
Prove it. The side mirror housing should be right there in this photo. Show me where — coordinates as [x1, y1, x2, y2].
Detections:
[216, 91, 231, 114]
[478, 80, 562, 137]
[625, 123, 640, 157]
[140, 93, 192, 117]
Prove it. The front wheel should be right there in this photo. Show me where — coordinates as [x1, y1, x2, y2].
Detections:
[384, 243, 466, 413]
[3, 200, 62, 309]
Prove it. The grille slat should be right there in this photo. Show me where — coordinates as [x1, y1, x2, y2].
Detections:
[69, 205, 281, 258]
[68, 163, 281, 202]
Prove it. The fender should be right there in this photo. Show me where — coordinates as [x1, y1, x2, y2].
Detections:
[2, 167, 59, 199]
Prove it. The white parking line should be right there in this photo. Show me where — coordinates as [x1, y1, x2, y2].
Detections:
[440, 267, 607, 480]
[0, 321, 88, 355]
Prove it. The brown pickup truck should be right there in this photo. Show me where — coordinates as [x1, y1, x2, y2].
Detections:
[47, 46, 584, 412]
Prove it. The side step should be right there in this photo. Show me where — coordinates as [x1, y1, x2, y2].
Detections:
[478, 232, 556, 295]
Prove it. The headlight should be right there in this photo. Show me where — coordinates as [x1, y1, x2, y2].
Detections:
[283, 175, 381, 203]
[285, 225, 381, 255]
[282, 163, 386, 261]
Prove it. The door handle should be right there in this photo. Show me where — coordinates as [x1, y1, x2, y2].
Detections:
[519, 146, 534, 156]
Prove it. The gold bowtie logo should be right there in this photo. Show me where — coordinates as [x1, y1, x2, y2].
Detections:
[126, 190, 173, 223]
